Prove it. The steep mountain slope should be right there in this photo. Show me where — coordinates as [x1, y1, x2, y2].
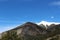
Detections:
[0, 22, 60, 40]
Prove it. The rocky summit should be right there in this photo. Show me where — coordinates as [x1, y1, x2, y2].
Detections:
[0, 22, 60, 40]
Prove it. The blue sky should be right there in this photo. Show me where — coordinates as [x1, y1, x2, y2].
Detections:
[0, 0, 60, 32]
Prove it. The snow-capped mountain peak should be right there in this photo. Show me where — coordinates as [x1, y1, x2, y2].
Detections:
[37, 21, 60, 26]
[37, 21, 60, 29]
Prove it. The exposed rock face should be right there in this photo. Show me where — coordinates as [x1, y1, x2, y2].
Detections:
[0, 22, 60, 40]
[20, 22, 43, 36]
[15, 22, 44, 36]
[0, 34, 2, 39]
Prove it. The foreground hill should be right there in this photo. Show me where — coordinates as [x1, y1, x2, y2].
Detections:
[0, 22, 60, 40]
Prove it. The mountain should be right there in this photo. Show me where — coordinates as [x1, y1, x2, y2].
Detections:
[0, 21, 60, 40]
[37, 21, 60, 29]
[37, 21, 60, 26]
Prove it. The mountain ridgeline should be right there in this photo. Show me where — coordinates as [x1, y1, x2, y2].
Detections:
[0, 22, 60, 40]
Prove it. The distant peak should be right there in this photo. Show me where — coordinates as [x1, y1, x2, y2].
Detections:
[37, 21, 60, 29]
[38, 21, 52, 26]
[37, 21, 60, 25]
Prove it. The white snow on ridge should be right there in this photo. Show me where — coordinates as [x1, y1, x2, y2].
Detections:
[37, 21, 60, 27]
[37, 21, 60, 29]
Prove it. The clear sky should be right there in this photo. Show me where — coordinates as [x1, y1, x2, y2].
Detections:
[0, 0, 60, 33]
